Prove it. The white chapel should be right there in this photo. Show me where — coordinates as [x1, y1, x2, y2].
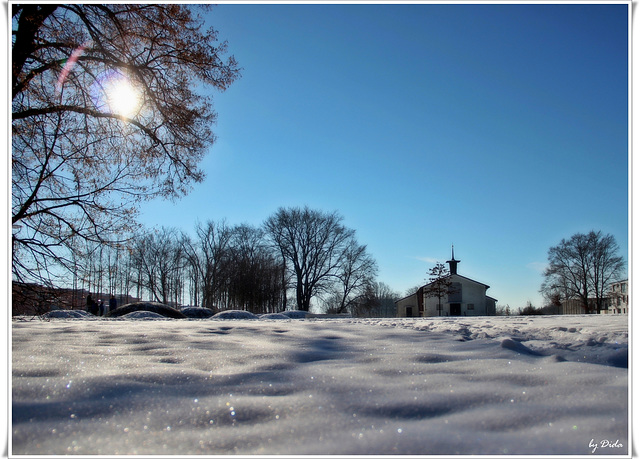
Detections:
[396, 248, 497, 317]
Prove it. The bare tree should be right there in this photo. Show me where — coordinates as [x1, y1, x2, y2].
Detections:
[180, 232, 203, 308]
[264, 207, 365, 311]
[12, 4, 240, 286]
[541, 292, 563, 315]
[179, 222, 285, 312]
[130, 228, 184, 305]
[226, 225, 285, 314]
[350, 281, 399, 317]
[330, 240, 378, 314]
[424, 262, 452, 317]
[541, 231, 625, 313]
[404, 284, 423, 298]
[182, 221, 233, 309]
[591, 232, 625, 313]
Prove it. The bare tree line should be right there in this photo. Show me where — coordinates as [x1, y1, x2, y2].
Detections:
[68, 222, 283, 314]
[56, 206, 397, 316]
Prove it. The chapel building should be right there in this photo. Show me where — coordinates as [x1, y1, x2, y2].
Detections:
[396, 248, 497, 317]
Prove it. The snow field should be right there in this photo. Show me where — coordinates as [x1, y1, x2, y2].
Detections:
[11, 315, 628, 455]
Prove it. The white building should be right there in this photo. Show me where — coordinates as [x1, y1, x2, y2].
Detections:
[396, 249, 497, 317]
[559, 279, 628, 314]
[606, 279, 628, 314]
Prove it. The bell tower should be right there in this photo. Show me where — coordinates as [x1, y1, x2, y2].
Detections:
[446, 245, 460, 275]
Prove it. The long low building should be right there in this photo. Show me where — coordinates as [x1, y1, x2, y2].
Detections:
[560, 279, 628, 315]
[396, 249, 497, 317]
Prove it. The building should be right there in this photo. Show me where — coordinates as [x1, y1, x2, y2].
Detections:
[559, 279, 628, 315]
[605, 279, 628, 314]
[396, 248, 497, 317]
[560, 298, 596, 315]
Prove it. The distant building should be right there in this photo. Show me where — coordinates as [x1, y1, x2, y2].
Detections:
[396, 248, 497, 317]
[560, 298, 595, 315]
[605, 279, 628, 314]
[559, 279, 628, 315]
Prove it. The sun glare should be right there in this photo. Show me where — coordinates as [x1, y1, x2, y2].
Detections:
[105, 77, 141, 118]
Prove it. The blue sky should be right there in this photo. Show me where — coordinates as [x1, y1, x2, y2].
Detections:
[139, 3, 629, 309]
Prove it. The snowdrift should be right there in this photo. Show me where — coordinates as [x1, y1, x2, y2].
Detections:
[181, 307, 216, 319]
[106, 301, 187, 319]
[11, 315, 628, 455]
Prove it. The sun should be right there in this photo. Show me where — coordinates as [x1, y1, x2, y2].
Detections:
[104, 76, 141, 118]
[90, 69, 143, 118]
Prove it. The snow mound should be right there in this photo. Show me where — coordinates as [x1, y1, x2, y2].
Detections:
[180, 307, 216, 319]
[41, 310, 90, 319]
[212, 310, 259, 320]
[369, 315, 628, 366]
[500, 338, 543, 355]
[120, 311, 166, 320]
[259, 313, 291, 320]
[106, 302, 186, 319]
[280, 310, 309, 319]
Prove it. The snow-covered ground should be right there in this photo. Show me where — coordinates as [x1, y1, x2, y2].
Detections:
[11, 314, 628, 455]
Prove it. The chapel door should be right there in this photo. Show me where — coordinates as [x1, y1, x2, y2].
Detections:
[450, 303, 461, 316]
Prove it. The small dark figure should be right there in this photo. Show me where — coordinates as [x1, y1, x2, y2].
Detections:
[87, 294, 99, 315]
[98, 299, 106, 316]
[109, 294, 118, 313]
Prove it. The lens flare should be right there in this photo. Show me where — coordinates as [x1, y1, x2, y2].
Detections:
[104, 76, 141, 117]
[56, 42, 91, 94]
[90, 70, 142, 118]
